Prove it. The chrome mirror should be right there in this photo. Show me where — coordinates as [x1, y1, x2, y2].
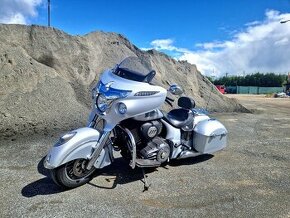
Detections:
[168, 84, 183, 95]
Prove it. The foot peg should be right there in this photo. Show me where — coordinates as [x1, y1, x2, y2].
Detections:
[135, 159, 161, 168]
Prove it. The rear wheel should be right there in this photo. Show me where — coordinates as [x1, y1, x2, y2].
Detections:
[49, 158, 97, 189]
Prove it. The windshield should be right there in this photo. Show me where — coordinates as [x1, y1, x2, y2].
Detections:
[113, 56, 155, 83]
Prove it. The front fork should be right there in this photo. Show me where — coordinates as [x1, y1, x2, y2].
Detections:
[86, 113, 112, 170]
[86, 131, 111, 170]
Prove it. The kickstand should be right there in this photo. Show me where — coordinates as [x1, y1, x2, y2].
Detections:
[141, 168, 150, 192]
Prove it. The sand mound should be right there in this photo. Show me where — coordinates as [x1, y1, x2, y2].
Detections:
[0, 24, 246, 137]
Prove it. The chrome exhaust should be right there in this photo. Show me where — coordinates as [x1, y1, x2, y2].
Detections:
[177, 150, 201, 159]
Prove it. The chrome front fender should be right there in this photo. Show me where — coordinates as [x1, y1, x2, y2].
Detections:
[44, 127, 112, 169]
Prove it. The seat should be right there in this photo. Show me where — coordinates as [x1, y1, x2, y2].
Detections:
[164, 109, 194, 130]
[163, 97, 195, 130]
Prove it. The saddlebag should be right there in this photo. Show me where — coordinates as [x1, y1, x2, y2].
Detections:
[193, 119, 227, 154]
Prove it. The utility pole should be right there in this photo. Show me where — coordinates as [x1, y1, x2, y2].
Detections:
[48, 0, 51, 27]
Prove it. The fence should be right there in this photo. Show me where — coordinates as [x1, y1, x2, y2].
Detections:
[226, 86, 284, 94]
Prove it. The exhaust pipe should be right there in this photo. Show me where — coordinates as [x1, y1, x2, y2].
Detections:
[177, 150, 201, 159]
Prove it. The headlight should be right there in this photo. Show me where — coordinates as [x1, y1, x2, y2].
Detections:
[97, 94, 109, 112]
[54, 131, 77, 147]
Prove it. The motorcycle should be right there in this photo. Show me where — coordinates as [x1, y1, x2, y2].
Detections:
[44, 56, 228, 190]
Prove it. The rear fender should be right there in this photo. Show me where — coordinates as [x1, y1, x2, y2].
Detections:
[44, 127, 112, 169]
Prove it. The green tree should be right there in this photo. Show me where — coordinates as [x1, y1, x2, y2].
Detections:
[213, 73, 287, 87]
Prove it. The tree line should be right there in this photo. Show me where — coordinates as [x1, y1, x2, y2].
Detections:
[208, 73, 288, 87]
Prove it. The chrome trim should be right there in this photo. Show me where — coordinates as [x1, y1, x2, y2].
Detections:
[177, 150, 201, 159]
[104, 81, 115, 90]
[168, 84, 183, 95]
[134, 91, 160, 96]
[96, 81, 132, 99]
[123, 128, 136, 169]
[86, 131, 111, 170]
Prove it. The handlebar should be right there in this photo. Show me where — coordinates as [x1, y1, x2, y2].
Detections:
[165, 96, 174, 107]
[166, 96, 174, 102]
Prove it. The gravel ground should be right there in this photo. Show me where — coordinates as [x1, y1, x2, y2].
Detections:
[0, 95, 289, 217]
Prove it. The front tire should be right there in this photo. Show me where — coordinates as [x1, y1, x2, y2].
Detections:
[49, 158, 97, 189]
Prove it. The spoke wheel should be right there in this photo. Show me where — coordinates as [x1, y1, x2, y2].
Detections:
[49, 159, 97, 189]
[66, 159, 95, 180]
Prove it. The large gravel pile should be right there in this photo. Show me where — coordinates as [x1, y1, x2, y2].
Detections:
[0, 24, 246, 137]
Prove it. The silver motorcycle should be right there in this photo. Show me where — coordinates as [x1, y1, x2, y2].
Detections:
[44, 56, 228, 190]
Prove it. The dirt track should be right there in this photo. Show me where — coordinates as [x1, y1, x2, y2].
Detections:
[0, 95, 289, 217]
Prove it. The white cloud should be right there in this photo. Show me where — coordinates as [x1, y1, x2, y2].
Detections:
[151, 39, 175, 51]
[0, 0, 43, 24]
[274, 37, 288, 46]
[149, 10, 290, 77]
[141, 38, 190, 54]
[150, 39, 189, 53]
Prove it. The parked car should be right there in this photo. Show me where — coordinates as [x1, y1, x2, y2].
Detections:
[215, 85, 226, 94]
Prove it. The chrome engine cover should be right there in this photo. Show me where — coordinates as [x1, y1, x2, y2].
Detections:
[140, 137, 170, 163]
[140, 120, 162, 140]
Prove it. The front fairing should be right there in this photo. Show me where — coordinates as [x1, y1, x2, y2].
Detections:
[91, 70, 167, 130]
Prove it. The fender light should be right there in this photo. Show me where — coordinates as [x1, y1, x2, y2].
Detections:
[54, 131, 77, 147]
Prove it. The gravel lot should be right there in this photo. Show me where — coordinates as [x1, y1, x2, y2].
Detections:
[0, 95, 289, 217]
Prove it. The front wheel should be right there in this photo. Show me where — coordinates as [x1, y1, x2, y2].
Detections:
[49, 158, 97, 189]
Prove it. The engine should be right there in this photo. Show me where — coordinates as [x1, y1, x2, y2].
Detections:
[140, 120, 162, 139]
[140, 137, 171, 163]
[117, 119, 171, 164]
[137, 121, 169, 163]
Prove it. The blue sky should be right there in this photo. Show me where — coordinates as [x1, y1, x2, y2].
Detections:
[35, 0, 289, 48]
[1, 0, 290, 76]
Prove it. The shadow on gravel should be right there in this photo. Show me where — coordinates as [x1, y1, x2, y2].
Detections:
[88, 157, 157, 190]
[22, 154, 214, 196]
[169, 154, 214, 167]
[88, 155, 214, 190]
[21, 177, 64, 197]
[21, 157, 64, 198]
